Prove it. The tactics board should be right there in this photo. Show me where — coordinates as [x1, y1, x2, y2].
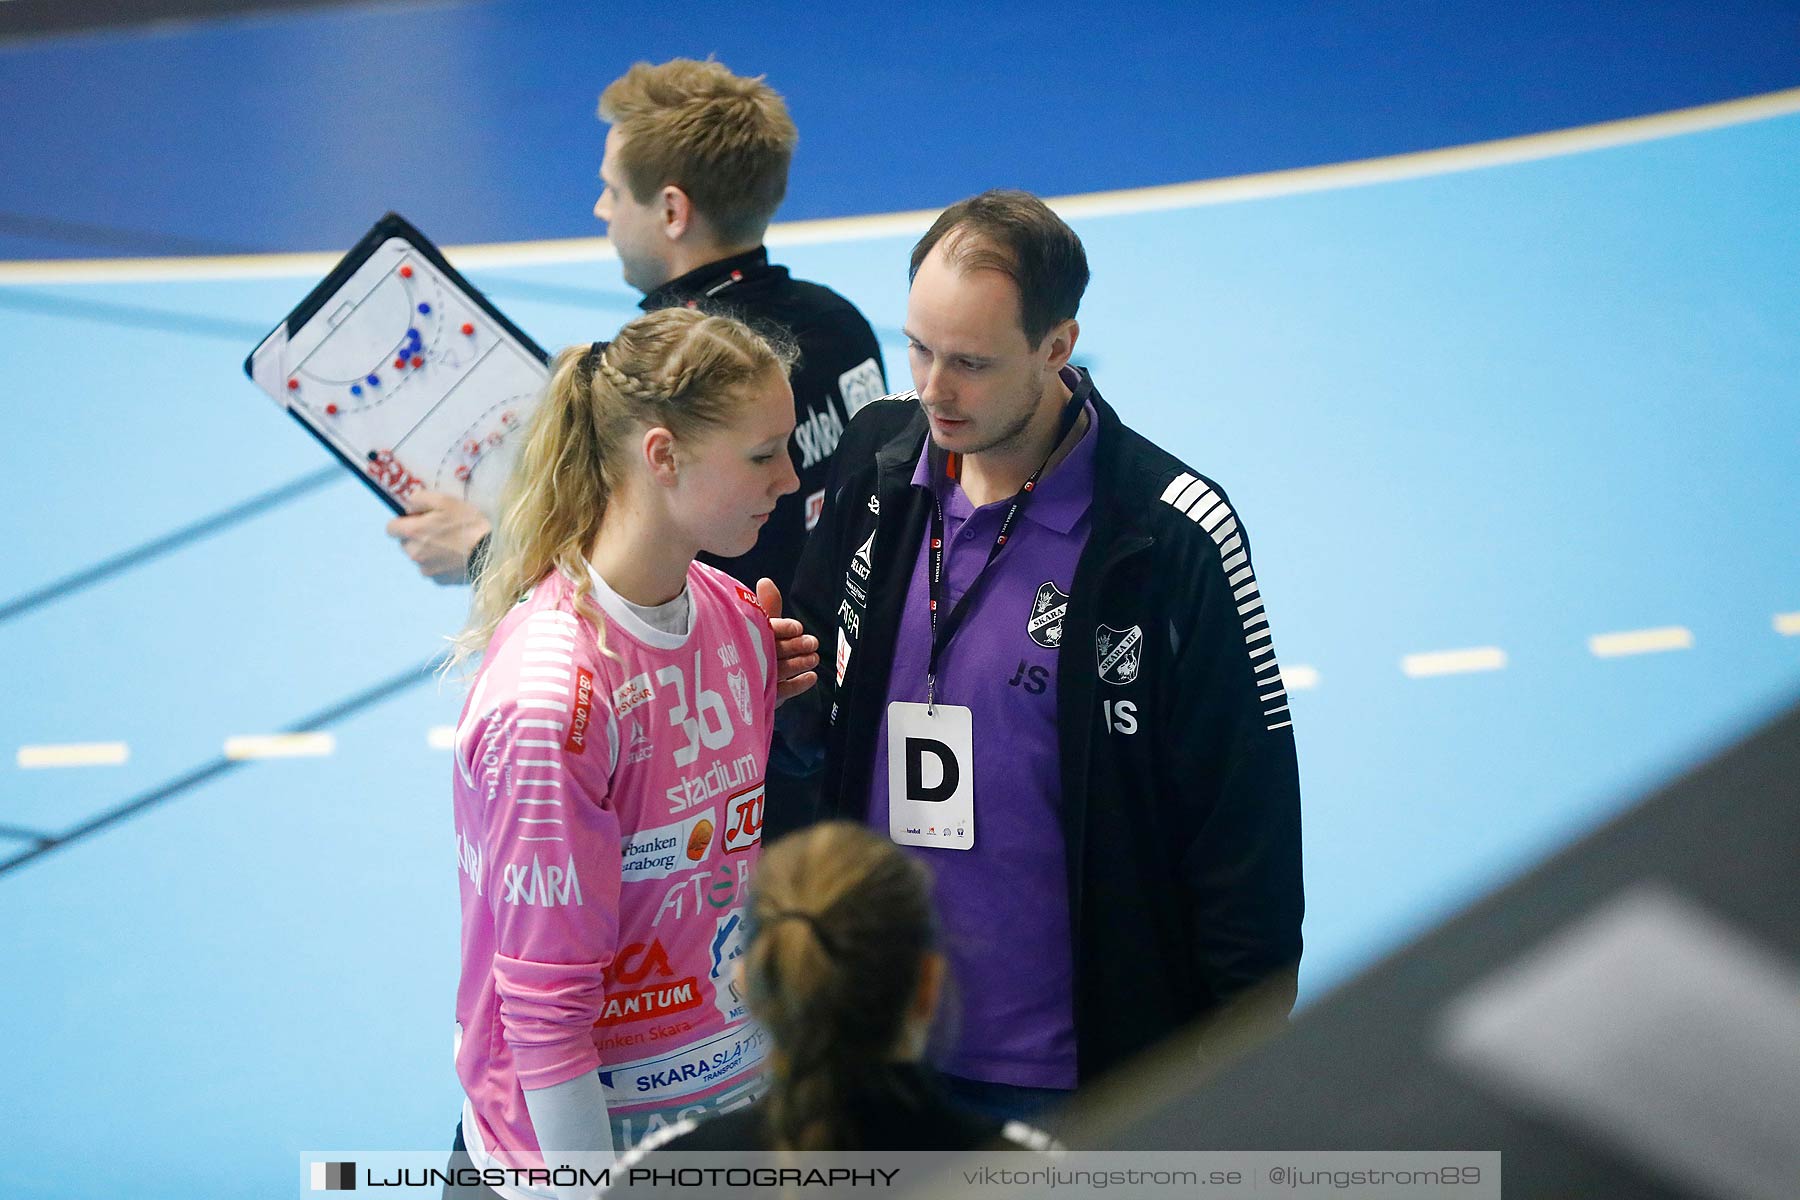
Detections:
[245, 212, 550, 515]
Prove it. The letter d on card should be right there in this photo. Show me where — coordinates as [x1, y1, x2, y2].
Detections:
[886, 702, 974, 850]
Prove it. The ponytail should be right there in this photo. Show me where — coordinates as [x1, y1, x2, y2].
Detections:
[743, 823, 938, 1152]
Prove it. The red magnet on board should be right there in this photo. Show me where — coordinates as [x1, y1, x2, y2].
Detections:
[326, 404, 339, 415]
[286, 378, 299, 391]
[454, 465, 470, 481]
[399, 265, 413, 278]
[461, 323, 474, 336]
[395, 357, 407, 369]
[411, 355, 423, 368]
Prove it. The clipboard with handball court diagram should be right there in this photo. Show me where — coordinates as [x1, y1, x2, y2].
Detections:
[244, 212, 551, 516]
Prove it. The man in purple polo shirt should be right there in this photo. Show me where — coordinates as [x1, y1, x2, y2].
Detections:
[783, 190, 1305, 1121]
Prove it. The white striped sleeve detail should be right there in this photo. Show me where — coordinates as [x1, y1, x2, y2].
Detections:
[1172, 478, 1211, 513]
[1160, 472, 1197, 505]
[1218, 534, 1243, 558]
[1247, 627, 1272, 646]
[1222, 551, 1248, 574]
[1211, 517, 1239, 546]
[1198, 502, 1231, 532]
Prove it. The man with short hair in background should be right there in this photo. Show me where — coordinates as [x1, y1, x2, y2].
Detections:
[390, 58, 884, 605]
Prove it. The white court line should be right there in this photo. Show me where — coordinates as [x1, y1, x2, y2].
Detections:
[1775, 612, 1800, 636]
[5, 87, 1799, 285]
[427, 726, 456, 750]
[223, 732, 335, 761]
[1589, 626, 1694, 658]
[16, 741, 130, 769]
[1280, 665, 1321, 691]
[1403, 647, 1508, 678]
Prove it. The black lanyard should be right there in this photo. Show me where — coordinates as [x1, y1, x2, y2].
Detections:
[924, 392, 1085, 708]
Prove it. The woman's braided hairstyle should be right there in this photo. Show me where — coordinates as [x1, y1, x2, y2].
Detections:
[451, 306, 794, 669]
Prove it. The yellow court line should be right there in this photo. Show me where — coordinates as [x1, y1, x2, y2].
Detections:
[16, 741, 130, 769]
[1775, 613, 1800, 637]
[1402, 647, 1507, 678]
[223, 732, 335, 761]
[426, 726, 456, 750]
[1280, 665, 1321, 691]
[1588, 626, 1694, 658]
[3, 86, 1798, 286]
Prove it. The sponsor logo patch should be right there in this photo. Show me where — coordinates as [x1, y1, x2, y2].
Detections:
[653, 858, 752, 926]
[710, 912, 748, 1022]
[1027, 581, 1070, 649]
[563, 667, 596, 753]
[804, 489, 825, 531]
[1096, 624, 1145, 685]
[836, 628, 852, 686]
[599, 1023, 769, 1107]
[621, 812, 714, 881]
[726, 667, 753, 726]
[723, 784, 764, 854]
[838, 357, 885, 419]
[851, 530, 875, 579]
[613, 672, 655, 718]
[733, 585, 765, 615]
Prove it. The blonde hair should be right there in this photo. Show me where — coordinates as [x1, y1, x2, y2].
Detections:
[743, 823, 939, 1152]
[451, 307, 792, 670]
[599, 58, 798, 245]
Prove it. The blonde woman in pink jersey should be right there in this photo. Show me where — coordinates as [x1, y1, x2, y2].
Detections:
[443, 307, 818, 1198]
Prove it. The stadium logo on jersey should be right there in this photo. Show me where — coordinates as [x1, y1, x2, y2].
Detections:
[724, 784, 764, 854]
[653, 858, 753, 925]
[710, 912, 749, 1022]
[839, 357, 885, 419]
[621, 812, 714, 881]
[1027, 581, 1070, 649]
[851, 530, 875, 579]
[666, 752, 759, 815]
[613, 671, 655, 718]
[1095, 624, 1144, 686]
[501, 854, 583, 907]
[564, 667, 596, 754]
[794, 402, 846, 471]
[804, 489, 826, 531]
[726, 667, 753, 727]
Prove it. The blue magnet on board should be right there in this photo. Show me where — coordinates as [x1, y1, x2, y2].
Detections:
[417, 303, 431, 315]
[367, 373, 380, 386]
[351, 384, 363, 396]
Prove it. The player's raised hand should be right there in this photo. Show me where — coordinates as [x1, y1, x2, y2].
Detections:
[385, 491, 491, 585]
[757, 577, 819, 705]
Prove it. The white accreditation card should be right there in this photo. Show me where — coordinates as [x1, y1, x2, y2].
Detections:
[886, 702, 975, 850]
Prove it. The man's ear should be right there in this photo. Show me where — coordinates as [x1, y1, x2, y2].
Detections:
[661, 185, 695, 242]
[1043, 318, 1079, 371]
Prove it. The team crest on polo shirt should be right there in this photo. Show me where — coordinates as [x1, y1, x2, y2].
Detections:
[1095, 624, 1144, 685]
[1027, 581, 1070, 649]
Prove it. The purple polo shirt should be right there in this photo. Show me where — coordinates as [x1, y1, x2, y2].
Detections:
[868, 384, 1096, 1090]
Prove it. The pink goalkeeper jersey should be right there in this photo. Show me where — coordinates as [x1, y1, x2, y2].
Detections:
[452, 560, 776, 1163]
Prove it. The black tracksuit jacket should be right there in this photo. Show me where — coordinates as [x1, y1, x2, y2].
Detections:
[784, 371, 1305, 1084]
